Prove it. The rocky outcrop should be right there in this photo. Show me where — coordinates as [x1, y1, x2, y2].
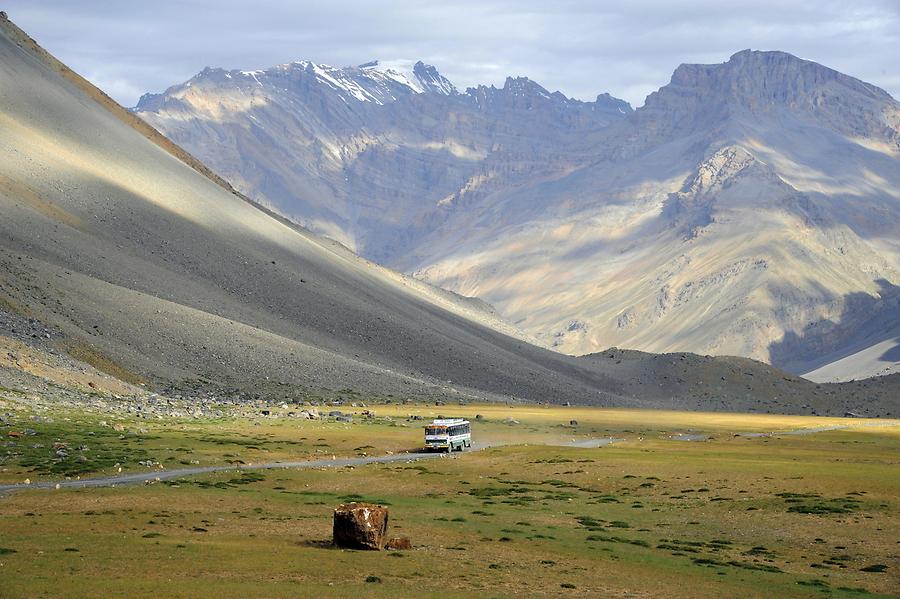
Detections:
[333, 503, 389, 550]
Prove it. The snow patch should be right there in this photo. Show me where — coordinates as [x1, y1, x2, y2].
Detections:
[311, 63, 382, 104]
[361, 59, 425, 94]
[240, 70, 264, 86]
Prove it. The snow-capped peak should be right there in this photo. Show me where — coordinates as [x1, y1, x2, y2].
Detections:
[360, 59, 426, 93]
[359, 59, 457, 96]
[138, 58, 459, 110]
[412, 61, 457, 95]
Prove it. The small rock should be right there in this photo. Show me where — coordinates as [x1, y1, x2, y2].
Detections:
[385, 536, 412, 550]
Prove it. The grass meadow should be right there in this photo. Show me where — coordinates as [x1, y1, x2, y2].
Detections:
[1, 401, 897, 597]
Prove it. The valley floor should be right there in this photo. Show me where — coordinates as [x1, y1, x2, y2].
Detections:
[0, 396, 897, 598]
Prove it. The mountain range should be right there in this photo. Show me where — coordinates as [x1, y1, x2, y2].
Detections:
[134, 50, 900, 383]
[3, 14, 898, 415]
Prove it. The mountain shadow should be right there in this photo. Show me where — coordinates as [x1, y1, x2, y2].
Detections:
[768, 279, 900, 378]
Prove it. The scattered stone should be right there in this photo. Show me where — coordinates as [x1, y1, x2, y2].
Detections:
[569, 420, 578, 426]
[503, 417, 520, 425]
[385, 536, 412, 550]
[333, 502, 389, 550]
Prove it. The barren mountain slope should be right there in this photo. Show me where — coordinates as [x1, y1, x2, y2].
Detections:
[0, 16, 580, 405]
[10, 15, 895, 413]
[415, 51, 900, 377]
[135, 61, 631, 259]
[137, 50, 900, 379]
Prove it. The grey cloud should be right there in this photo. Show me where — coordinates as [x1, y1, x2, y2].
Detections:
[4, 0, 899, 107]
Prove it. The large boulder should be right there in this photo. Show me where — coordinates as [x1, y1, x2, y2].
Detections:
[333, 502, 389, 550]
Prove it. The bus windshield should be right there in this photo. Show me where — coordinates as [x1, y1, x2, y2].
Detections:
[425, 427, 446, 436]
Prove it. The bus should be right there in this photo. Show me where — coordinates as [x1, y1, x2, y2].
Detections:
[424, 418, 471, 452]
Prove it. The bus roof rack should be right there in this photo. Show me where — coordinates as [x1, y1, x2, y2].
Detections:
[430, 418, 468, 426]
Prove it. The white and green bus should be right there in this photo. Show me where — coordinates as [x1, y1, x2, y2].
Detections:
[424, 418, 471, 452]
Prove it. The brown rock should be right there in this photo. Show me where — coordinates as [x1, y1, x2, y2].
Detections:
[385, 536, 412, 550]
[333, 502, 389, 550]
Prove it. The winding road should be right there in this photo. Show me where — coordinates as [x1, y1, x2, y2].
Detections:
[0, 437, 622, 495]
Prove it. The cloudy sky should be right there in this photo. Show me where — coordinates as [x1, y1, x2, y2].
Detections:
[5, 1, 899, 108]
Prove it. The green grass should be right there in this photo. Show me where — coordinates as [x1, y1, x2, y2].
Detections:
[0, 403, 897, 598]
